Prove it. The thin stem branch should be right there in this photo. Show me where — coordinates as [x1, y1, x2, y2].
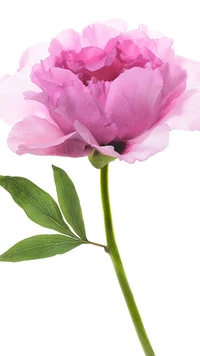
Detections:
[88, 240, 108, 251]
[100, 164, 155, 356]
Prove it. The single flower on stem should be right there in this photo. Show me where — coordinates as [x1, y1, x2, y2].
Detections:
[1, 20, 200, 356]
[1, 20, 200, 166]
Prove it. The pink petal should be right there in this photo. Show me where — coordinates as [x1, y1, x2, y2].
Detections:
[53, 86, 117, 144]
[139, 24, 166, 39]
[49, 29, 83, 56]
[74, 120, 98, 146]
[82, 23, 121, 49]
[159, 63, 186, 112]
[74, 120, 120, 159]
[0, 74, 49, 124]
[149, 37, 175, 62]
[31, 67, 83, 98]
[18, 43, 49, 74]
[175, 56, 200, 89]
[8, 116, 91, 157]
[121, 123, 170, 163]
[129, 26, 175, 62]
[101, 19, 127, 32]
[105, 67, 163, 139]
[163, 89, 200, 130]
[87, 80, 111, 112]
[8, 116, 64, 151]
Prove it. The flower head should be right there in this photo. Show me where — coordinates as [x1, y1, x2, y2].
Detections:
[1, 20, 200, 167]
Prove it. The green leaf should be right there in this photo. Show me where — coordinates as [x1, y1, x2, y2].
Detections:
[52, 165, 87, 240]
[0, 175, 77, 237]
[88, 150, 116, 169]
[0, 234, 83, 262]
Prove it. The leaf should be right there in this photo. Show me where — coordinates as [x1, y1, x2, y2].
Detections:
[52, 165, 87, 240]
[0, 234, 83, 262]
[0, 175, 77, 237]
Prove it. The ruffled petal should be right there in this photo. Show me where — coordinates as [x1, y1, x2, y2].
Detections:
[159, 63, 186, 112]
[105, 67, 163, 139]
[74, 120, 169, 164]
[82, 23, 121, 48]
[53, 86, 117, 143]
[101, 19, 127, 32]
[31, 67, 83, 98]
[74, 120, 120, 159]
[163, 89, 200, 130]
[87, 80, 111, 112]
[175, 56, 200, 89]
[18, 43, 49, 74]
[49, 29, 83, 56]
[120, 123, 170, 163]
[8, 116, 64, 152]
[8, 116, 91, 157]
[0, 74, 49, 124]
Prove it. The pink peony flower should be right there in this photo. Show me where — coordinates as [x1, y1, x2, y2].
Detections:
[1, 20, 200, 166]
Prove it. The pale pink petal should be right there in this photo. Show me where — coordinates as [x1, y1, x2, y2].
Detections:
[149, 37, 175, 62]
[74, 120, 120, 159]
[82, 24, 121, 48]
[163, 89, 200, 130]
[8, 116, 64, 151]
[101, 19, 127, 32]
[18, 43, 49, 74]
[95, 145, 120, 158]
[74, 120, 98, 146]
[0, 74, 49, 124]
[105, 67, 163, 139]
[139, 24, 165, 39]
[121, 124, 170, 163]
[132, 26, 175, 62]
[8, 116, 91, 157]
[49, 29, 83, 56]
[16, 136, 92, 157]
[31, 67, 83, 97]
[159, 63, 186, 112]
[74, 120, 169, 163]
[174, 56, 200, 89]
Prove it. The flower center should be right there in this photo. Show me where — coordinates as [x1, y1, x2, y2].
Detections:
[54, 40, 163, 85]
[109, 140, 127, 154]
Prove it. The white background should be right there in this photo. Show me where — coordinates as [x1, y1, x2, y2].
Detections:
[0, 1, 200, 355]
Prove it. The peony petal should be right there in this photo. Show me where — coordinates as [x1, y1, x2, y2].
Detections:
[8, 116, 91, 157]
[49, 29, 83, 56]
[159, 63, 186, 112]
[149, 37, 175, 63]
[87, 80, 111, 112]
[8, 116, 64, 151]
[0, 74, 49, 124]
[130, 26, 175, 63]
[101, 19, 127, 32]
[139, 24, 166, 39]
[105, 67, 163, 140]
[53, 86, 117, 144]
[120, 123, 170, 163]
[18, 43, 49, 74]
[74, 120, 98, 146]
[163, 89, 200, 130]
[74, 120, 120, 158]
[82, 23, 121, 49]
[175, 56, 200, 89]
[31, 67, 83, 98]
[74, 120, 169, 163]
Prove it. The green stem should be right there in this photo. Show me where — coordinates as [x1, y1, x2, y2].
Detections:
[100, 164, 155, 356]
